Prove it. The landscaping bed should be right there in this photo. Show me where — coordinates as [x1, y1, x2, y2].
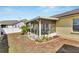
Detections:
[7, 33, 79, 53]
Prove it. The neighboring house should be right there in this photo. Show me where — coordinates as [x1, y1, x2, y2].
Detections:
[0, 20, 18, 28]
[26, 9, 79, 41]
[0, 20, 25, 35]
[14, 21, 26, 28]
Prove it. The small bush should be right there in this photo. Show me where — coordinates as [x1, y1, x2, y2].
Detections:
[20, 25, 29, 35]
[35, 39, 43, 42]
[42, 35, 48, 41]
[35, 35, 48, 42]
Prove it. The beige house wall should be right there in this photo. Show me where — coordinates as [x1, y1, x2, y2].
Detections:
[56, 14, 79, 41]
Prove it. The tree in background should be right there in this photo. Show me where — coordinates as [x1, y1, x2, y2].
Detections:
[20, 19, 28, 23]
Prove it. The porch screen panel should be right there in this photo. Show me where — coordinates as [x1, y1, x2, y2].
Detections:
[33, 24, 39, 35]
[41, 23, 49, 35]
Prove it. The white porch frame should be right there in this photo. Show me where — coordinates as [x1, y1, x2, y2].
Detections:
[38, 19, 41, 37]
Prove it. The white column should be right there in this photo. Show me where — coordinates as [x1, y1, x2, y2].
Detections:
[39, 20, 41, 37]
[48, 23, 51, 34]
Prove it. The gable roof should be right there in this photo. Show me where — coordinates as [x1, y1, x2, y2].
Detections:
[51, 9, 79, 18]
[0, 20, 19, 25]
[26, 16, 59, 23]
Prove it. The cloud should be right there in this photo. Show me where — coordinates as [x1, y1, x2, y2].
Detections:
[0, 7, 30, 14]
[0, 7, 18, 14]
[3, 7, 15, 12]
[39, 6, 56, 13]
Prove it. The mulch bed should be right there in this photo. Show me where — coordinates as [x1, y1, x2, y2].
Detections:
[7, 34, 79, 53]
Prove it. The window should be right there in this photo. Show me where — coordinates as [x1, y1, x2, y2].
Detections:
[73, 19, 79, 32]
[1, 25, 7, 28]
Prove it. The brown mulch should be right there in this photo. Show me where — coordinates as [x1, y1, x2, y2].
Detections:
[7, 34, 79, 53]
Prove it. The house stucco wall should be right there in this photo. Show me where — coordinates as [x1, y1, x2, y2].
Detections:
[56, 14, 79, 41]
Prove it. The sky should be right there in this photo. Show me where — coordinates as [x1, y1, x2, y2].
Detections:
[0, 6, 79, 20]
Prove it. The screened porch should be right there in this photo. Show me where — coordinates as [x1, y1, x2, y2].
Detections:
[26, 17, 58, 38]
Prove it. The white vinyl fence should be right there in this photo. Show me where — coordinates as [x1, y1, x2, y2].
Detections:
[2, 28, 21, 34]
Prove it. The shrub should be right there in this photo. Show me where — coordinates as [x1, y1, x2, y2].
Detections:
[35, 39, 43, 42]
[41, 35, 48, 41]
[35, 35, 48, 42]
[20, 25, 29, 35]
